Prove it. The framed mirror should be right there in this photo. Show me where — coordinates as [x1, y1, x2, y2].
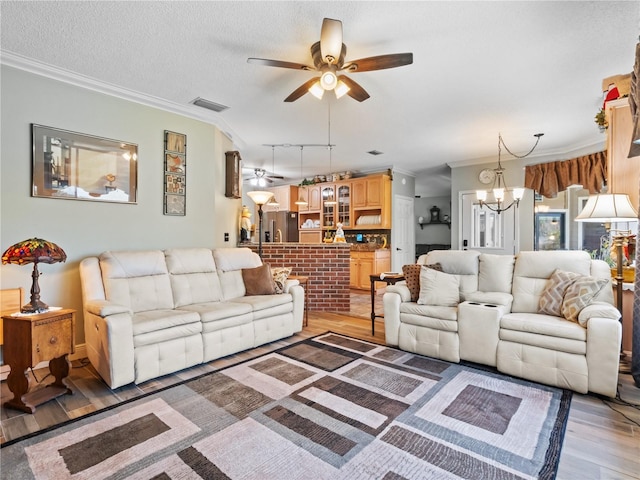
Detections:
[32, 124, 138, 203]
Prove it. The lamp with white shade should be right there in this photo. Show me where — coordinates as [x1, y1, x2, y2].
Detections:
[247, 190, 274, 258]
[575, 193, 638, 365]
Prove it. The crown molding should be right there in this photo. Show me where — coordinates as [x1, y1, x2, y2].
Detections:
[0, 50, 245, 149]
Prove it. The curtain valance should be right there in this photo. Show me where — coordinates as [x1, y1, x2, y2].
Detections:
[523, 151, 607, 198]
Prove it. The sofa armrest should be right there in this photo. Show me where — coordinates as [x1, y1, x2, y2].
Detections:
[84, 311, 135, 389]
[577, 302, 620, 327]
[85, 299, 132, 317]
[386, 284, 412, 302]
[284, 278, 300, 293]
[586, 315, 622, 397]
[383, 291, 403, 345]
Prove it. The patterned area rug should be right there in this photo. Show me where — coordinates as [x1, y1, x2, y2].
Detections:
[1, 333, 571, 479]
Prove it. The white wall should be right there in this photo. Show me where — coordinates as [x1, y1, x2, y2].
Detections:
[415, 195, 451, 245]
[0, 66, 240, 345]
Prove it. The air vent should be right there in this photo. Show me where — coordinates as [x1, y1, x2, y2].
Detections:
[190, 97, 229, 112]
[367, 150, 383, 156]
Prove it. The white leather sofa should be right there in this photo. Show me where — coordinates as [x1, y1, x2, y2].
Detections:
[79, 247, 304, 389]
[383, 250, 622, 397]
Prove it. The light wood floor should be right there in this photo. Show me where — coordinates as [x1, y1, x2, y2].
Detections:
[1, 291, 638, 480]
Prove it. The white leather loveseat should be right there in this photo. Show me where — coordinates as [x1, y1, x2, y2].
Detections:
[383, 250, 622, 397]
[79, 247, 304, 388]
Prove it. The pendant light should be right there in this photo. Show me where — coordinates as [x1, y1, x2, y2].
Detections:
[476, 133, 543, 214]
[324, 101, 337, 205]
[295, 146, 308, 206]
[266, 146, 279, 208]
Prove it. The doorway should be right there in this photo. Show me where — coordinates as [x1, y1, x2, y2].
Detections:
[459, 191, 518, 254]
[392, 195, 415, 270]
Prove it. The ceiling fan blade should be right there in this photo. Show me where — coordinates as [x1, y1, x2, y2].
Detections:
[284, 78, 320, 102]
[339, 75, 370, 102]
[343, 53, 413, 72]
[267, 174, 285, 180]
[320, 18, 343, 64]
[247, 57, 313, 71]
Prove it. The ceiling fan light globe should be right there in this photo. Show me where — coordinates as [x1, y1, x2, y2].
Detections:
[320, 71, 337, 90]
[309, 82, 324, 99]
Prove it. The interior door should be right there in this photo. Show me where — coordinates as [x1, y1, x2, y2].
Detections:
[460, 192, 517, 254]
[392, 195, 415, 270]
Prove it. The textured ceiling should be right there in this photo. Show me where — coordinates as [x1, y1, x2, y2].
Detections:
[1, 1, 638, 195]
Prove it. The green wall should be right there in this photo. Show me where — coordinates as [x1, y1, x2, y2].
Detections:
[0, 66, 239, 346]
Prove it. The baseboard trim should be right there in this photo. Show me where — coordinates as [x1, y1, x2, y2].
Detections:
[0, 343, 86, 381]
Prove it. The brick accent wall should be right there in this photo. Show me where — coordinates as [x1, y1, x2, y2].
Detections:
[247, 243, 351, 312]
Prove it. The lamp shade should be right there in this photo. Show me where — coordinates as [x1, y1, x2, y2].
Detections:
[575, 193, 638, 222]
[2, 238, 67, 313]
[247, 190, 274, 206]
[2, 238, 66, 265]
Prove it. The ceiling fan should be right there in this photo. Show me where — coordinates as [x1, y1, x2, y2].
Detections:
[248, 18, 413, 102]
[242, 167, 284, 186]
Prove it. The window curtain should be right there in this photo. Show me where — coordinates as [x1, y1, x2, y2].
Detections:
[629, 40, 640, 158]
[524, 151, 607, 198]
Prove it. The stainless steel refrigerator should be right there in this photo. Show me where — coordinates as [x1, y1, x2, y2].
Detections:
[264, 211, 299, 243]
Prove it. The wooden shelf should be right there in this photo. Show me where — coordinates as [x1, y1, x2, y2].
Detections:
[419, 220, 450, 230]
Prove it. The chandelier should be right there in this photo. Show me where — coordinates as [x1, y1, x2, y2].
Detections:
[476, 132, 544, 214]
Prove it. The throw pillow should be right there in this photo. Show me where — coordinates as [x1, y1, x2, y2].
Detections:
[538, 269, 581, 316]
[561, 276, 608, 322]
[402, 263, 442, 302]
[242, 263, 276, 296]
[272, 266, 292, 294]
[417, 267, 460, 306]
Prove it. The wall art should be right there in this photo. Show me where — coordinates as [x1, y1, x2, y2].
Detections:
[164, 130, 186, 215]
[31, 124, 138, 203]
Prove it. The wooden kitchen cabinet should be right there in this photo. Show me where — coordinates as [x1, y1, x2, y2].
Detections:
[298, 184, 321, 212]
[606, 98, 640, 210]
[263, 185, 299, 212]
[350, 249, 391, 291]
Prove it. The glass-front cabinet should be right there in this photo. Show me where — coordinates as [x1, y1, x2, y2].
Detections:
[322, 185, 336, 228]
[337, 183, 351, 228]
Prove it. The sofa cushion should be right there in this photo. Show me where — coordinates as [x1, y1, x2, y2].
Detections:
[402, 263, 442, 302]
[132, 309, 201, 336]
[400, 303, 458, 321]
[500, 312, 587, 342]
[538, 269, 581, 316]
[213, 247, 261, 272]
[99, 250, 174, 313]
[272, 266, 292, 294]
[561, 275, 608, 322]
[178, 301, 252, 322]
[418, 268, 460, 306]
[511, 250, 593, 313]
[242, 264, 276, 295]
[423, 250, 480, 296]
[478, 254, 515, 293]
[165, 248, 223, 307]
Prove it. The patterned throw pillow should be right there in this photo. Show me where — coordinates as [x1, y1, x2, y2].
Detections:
[538, 269, 581, 316]
[561, 276, 608, 322]
[402, 263, 442, 302]
[272, 266, 292, 294]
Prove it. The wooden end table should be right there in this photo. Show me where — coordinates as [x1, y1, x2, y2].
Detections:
[370, 274, 404, 335]
[289, 275, 309, 326]
[2, 309, 75, 413]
